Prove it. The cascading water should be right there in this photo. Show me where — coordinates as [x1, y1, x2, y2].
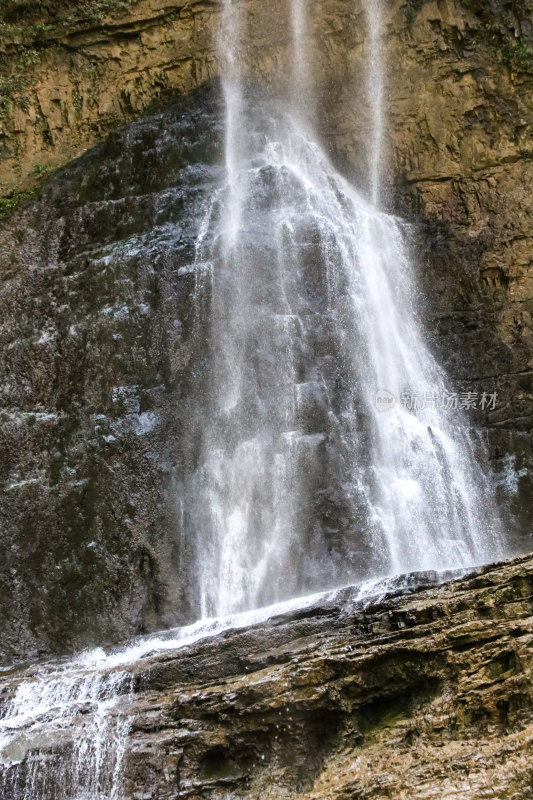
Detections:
[184, 0, 503, 617]
[0, 665, 132, 800]
[0, 0, 505, 797]
[290, 0, 314, 122]
[188, 113, 502, 615]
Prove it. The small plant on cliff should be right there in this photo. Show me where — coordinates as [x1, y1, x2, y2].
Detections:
[456, 1, 533, 73]
[402, 0, 424, 25]
[501, 39, 533, 71]
[482, 21, 533, 72]
[0, 188, 35, 219]
[28, 163, 52, 178]
[70, 0, 130, 24]
[0, 160, 53, 220]
[30, 22, 52, 41]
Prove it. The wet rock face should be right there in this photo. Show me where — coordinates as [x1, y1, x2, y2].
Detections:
[2, 554, 532, 799]
[124, 555, 533, 799]
[0, 83, 225, 662]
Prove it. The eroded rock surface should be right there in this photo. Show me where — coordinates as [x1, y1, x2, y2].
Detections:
[2, 554, 532, 799]
[119, 555, 533, 799]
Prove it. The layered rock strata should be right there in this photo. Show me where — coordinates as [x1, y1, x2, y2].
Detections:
[2, 553, 533, 799]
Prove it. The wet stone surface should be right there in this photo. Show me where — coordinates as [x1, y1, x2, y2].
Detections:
[0, 554, 532, 799]
[0, 82, 225, 662]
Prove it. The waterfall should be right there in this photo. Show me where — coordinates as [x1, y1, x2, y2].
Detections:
[0, 0, 505, 797]
[185, 0, 503, 617]
[290, 0, 313, 121]
[0, 664, 132, 800]
[219, 0, 245, 249]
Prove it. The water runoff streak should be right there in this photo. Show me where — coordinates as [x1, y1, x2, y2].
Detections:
[365, 0, 385, 204]
[0, 0, 503, 797]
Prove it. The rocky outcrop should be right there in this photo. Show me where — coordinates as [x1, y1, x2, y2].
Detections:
[125, 553, 533, 799]
[0, 0, 223, 196]
[2, 553, 533, 799]
[0, 0, 532, 659]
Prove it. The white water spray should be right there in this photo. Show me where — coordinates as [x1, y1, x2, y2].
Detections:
[290, 0, 313, 121]
[0, 668, 132, 800]
[219, 0, 246, 248]
[184, 0, 503, 617]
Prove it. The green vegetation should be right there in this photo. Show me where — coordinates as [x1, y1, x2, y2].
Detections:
[31, 22, 53, 39]
[0, 19, 53, 43]
[402, 0, 424, 25]
[458, 0, 531, 16]
[472, 19, 533, 72]
[28, 163, 53, 177]
[0, 46, 40, 120]
[0, 163, 53, 220]
[0, 0, 135, 124]
[499, 37, 533, 71]
[459, 2, 533, 72]
[0, 0, 131, 41]
[0, 0, 132, 26]
[0, 187, 36, 218]
[72, 90, 84, 112]
[68, 0, 130, 24]
[401, 0, 533, 73]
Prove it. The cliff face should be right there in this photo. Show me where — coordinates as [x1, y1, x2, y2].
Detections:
[385, 1, 533, 540]
[0, 85, 224, 659]
[0, 0, 531, 660]
[1, 1, 532, 200]
[2, 554, 533, 799]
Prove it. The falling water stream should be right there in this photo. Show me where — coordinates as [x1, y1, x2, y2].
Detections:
[188, 111, 502, 617]
[185, 0, 502, 616]
[365, 0, 385, 204]
[0, 1, 504, 797]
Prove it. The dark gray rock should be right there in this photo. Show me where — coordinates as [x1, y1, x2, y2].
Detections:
[0, 82, 225, 663]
